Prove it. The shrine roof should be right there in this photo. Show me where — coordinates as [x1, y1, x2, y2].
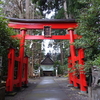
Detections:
[41, 54, 54, 65]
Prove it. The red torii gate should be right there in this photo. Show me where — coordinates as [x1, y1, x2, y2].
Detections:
[6, 18, 87, 93]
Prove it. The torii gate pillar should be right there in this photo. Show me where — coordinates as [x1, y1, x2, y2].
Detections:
[68, 28, 87, 93]
[17, 28, 27, 88]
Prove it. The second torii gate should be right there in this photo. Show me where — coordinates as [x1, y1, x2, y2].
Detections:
[6, 18, 87, 93]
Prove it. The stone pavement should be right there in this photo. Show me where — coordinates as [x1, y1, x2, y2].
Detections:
[5, 77, 88, 100]
[54, 77, 88, 100]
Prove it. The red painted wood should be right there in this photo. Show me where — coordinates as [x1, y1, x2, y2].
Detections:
[68, 29, 78, 88]
[6, 49, 15, 91]
[24, 57, 28, 84]
[69, 29, 76, 57]
[13, 79, 19, 84]
[68, 56, 73, 85]
[6, 49, 28, 91]
[11, 34, 82, 40]
[17, 29, 26, 87]
[8, 22, 78, 29]
[68, 29, 87, 92]
[78, 49, 87, 91]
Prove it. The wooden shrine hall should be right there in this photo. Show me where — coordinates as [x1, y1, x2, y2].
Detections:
[40, 53, 54, 76]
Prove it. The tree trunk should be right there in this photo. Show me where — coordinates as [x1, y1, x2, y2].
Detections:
[63, 0, 68, 19]
[19, 11, 23, 18]
[25, 0, 33, 77]
[60, 44, 64, 65]
[31, 3, 35, 19]
[25, 0, 30, 19]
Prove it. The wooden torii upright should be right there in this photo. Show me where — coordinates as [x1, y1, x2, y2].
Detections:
[6, 18, 87, 93]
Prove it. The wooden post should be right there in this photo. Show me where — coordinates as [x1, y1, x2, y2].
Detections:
[17, 28, 26, 88]
[24, 57, 28, 85]
[6, 48, 15, 91]
[78, 49, 87, 92]
[68, 28, 78, 88]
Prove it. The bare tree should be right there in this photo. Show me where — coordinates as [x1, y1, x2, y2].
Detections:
[3, 0, 42, 19]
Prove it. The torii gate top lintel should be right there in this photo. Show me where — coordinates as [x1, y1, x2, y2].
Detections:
[7, 17, 78, 29]
[8, 17, 76, 23]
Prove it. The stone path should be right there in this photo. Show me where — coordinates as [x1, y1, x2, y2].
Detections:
[54, 77, 88, 100]
[5, 77, 88, 100]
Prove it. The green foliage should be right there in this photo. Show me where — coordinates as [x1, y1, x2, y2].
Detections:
[52, 0, 100, 71]
[58, 64, 68, 75]
[64, 58, 68, 64]
[66, 0, 88, 18]
[54, 8, 65, 19]
[34, 63, 39, 70]
[54, 60, 67, 75]
[75, 0, 100, 64]
[54, 60, 60, 67]
[93, 55, 100, 66]
[0, 16, 19, 76]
